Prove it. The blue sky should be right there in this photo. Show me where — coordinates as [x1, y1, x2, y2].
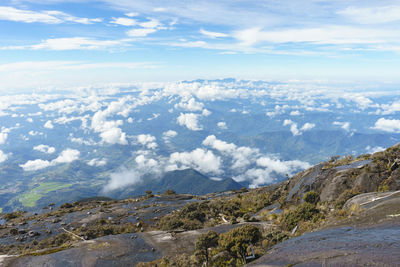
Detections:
[1, 0, 400, 91]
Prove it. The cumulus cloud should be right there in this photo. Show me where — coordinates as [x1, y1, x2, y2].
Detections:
[100, 127, 128, 145]
[177, 113, 203, 131]
[202, 109, 211, 116]
[167, 148, 222, 174]
[344, 93, 374, 110]
[44, 120, 54, 129]
[19, 159, 51, 171]
[283, 120, 314, 135]
[20, 148, 80, 171]
[103, 152, 161, 192]
[174, 97, 204, 111]
[203, 135, 310, 187]
[300, 122, 315, 131]
[256, 157, 310, 175]
[89, 96, 145, 145]
[372, 118, 400, 133]
[33, 144, 56, 154]
[87, 158, 107, 167]
[0, 132, 7, 144]
[283, 119, 300, 136]
[52, 148, 80, 163]
[375, 101, 400, 115]
[163, 130, 177, 138]
[217, 122, 228, 129]
[137, 134, 158, 149]
[0, 150, 8, 163]
[162, 130, 177, 142]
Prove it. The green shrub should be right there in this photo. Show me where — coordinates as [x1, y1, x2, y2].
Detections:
[218, 224, 261, 263]
[280, 203, 320, 231]
[195, 231, 219, 266]
[303, 191, 320, 205]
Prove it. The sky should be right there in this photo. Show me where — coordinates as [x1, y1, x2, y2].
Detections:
[1, 0, 400, 92]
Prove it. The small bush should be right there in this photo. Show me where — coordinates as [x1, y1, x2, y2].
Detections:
[280, 203, 320, 231]
[218, 224, 261, 263]
[303, 191, 320, 205]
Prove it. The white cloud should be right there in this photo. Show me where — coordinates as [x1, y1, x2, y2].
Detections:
[365, 145, 385, 154]
[0, 6, 101, 24]
[300, 122, 315, 131]
[103, 152, 162, 192]
[233, 26, 398, 46]
[33, 144, 55, 154]
[202, 109, 211, 116]
[137, 134, 158, 149]
[256, 157, 310, 175]
[126, 28, 157, 37]
[200, 28, 228, 38]
[202, 135, 258, 171]
[333, 121, 350, 131]
[338, 6, 400, 24]
[19, 159, 51, 171]
[110, 17, 137, 26]
[217, 121, 227, 129]
[87, 158, 107, 167]
[202, 135, 311, 187]
[174, 97, 204, 111]
[372, 118, 400, 133]
[203, 135, 236, 153]
[20, 150, 80, 171]
[100, 127, 128, 145]
[44, 120, 54, 129]
[52, 148, 80, 164]
[177, 113, 202, 131]
[125, 12, 138, 17]
[0, 150, 8, 163]
[69, 136, 97, 146]
[344, 94, 374, 110]
[0, 132, 7, 144]
[167, 148, 222, 174]
[30, 37, 127, 51]
[140, 18, 161, 28]
[283, 120, 314, 135]
[162, 130, 177, 142]
[376, 101, 400, 115]
[290, 110, 301, 116]
[163, 130, 177, 138]
[283, 119, 300, 136]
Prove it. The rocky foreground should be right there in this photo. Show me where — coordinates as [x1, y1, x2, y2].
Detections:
[1, 144, 400, 266]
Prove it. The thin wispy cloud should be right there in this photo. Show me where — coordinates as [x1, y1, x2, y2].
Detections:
[0, 6, 101, 24]
[1, 0, 400, 90]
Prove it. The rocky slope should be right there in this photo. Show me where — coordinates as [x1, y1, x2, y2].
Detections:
[0, 143, 399, 266]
